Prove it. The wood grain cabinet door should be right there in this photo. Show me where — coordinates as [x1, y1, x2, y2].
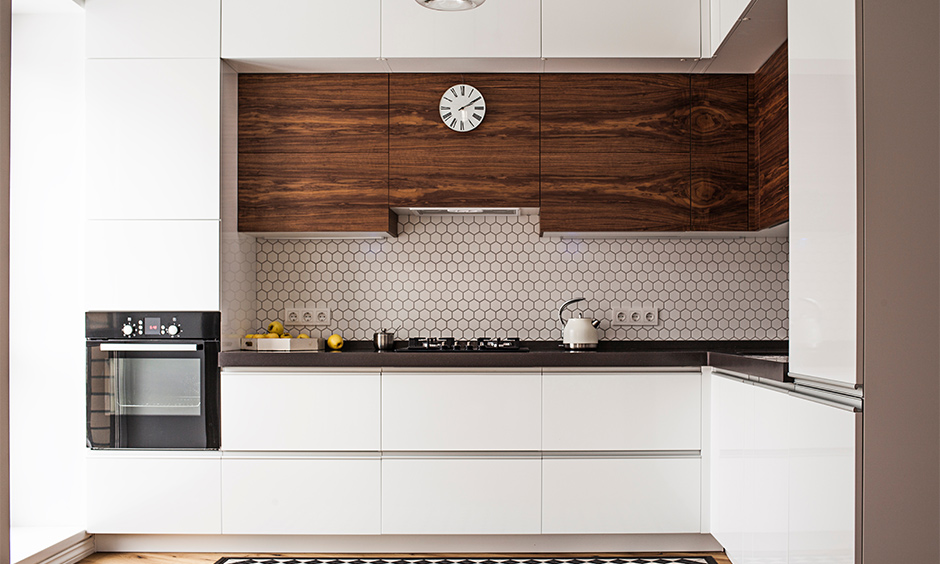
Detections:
[540, 74, 693, 233]
[389, 74, 540, 209]
[237, 74, 396, 235]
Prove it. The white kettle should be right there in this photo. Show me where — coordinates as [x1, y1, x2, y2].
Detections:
[559, 298, 601, 350]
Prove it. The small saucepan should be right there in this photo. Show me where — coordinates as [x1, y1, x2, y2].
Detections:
[373, 329, 396, 351]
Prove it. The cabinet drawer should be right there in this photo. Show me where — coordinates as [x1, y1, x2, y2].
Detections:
[222, 457, 380, 534]
[382, 371, 540, 451]
[543, 371, 702, 451]
[542, 457, 701, 534]
[382, 458, 541, 534]
[222, 370, 381, 451]
[86, 454, 221, 534]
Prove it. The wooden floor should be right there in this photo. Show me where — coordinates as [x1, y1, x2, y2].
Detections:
[79, 553, 732, 564]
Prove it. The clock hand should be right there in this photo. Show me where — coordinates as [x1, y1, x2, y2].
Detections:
[458, 96, 482, 112]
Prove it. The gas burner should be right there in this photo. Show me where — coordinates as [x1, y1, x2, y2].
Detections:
[402, 336, 527, 352]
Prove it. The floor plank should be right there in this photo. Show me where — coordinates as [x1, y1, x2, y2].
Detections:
[79, 553, 733, 564]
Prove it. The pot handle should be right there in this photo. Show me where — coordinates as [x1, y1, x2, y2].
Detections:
[558, 297, 586, 325]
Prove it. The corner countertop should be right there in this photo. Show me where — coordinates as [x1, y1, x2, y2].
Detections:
[220, 340, 789, 381]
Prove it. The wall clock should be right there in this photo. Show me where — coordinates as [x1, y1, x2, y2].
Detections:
[439, 84, 486, 132]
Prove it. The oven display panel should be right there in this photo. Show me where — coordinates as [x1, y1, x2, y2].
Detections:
[144, 317, 161, 335]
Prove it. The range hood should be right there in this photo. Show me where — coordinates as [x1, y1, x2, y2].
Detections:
[394, 207, 536, 217]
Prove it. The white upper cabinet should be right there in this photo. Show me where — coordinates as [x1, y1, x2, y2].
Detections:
[709, 0, 752, 55]
[222, 0, 380, 59]
[381, 0, 540, 59]
[788, 0, 859, 387]
[542, 0, 701, 59]
[86, 0, 221, 59]
[86, 59, 220, 221]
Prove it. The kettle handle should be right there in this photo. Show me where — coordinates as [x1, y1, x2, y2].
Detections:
[558, 297, 586, 325]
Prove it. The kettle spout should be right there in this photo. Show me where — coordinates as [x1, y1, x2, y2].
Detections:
[592, 319, 601, 329]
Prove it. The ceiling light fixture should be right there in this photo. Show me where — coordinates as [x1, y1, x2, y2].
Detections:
[415, 0, 486, 11]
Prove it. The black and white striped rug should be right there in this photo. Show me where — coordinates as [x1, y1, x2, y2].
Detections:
[215, 558, 720, 564]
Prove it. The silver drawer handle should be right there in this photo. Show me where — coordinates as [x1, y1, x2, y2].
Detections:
[99, 343, 198, 352]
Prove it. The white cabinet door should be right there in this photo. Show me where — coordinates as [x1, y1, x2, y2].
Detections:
[788, 0, 859, 387]
[222, 0, 380, 59]
[382, 458, 541, 534]
[86, 0, 221, 59]
[542, 457, 701, 534]
[543, 371, 701, 451]
[709, 374, 749, 561]
[221, 456, 381, 534]
[710, 0, 752, 53]
[85, 220, 219, 311]
[381, 0, 540, 59]
[542, 0, 701, 58]
[86, 59, 220, 221]
[382, 371, 540, 451]
[86, 453, 221, 533]
[789, 395, 856, 564]
[221, 370, 381, 451]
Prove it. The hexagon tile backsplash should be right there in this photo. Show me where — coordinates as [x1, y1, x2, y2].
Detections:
[251, 214, 788, 342]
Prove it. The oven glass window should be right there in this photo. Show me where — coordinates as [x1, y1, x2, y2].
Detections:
[113, 357, 201, 416]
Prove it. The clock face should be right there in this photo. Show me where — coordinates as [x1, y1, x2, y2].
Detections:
[439, 84, 486, 132]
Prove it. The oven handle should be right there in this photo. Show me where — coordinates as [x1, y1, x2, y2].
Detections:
[99, 343, 199, 352]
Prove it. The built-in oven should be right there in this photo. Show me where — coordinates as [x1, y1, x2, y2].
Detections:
[86, 311, 221, 449]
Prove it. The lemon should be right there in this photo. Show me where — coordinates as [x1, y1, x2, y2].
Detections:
[281, 334, 292, 339]
[297, 333, 310, 339]
[265, 332, 279, 338]
[267, 321, 285, 336]
[327, 334, 344, 350]
[244, 334, 255, 339]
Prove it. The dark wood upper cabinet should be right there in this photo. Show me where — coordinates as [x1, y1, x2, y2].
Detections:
[388, 74, 540, 208]
[754, 41, 789, 229]
[541, 74, 691, 153]
[690, 74, 750, 231]
[237, 74, 396, 235]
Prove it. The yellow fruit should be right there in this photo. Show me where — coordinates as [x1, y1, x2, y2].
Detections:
[244, 334, 254, 339]
[281, 334, 292, 339]
[267, 321, 285, 336]
[297, 333, 310, 339]
[265, 332, 279, 338]
[327, 334, 344, 350]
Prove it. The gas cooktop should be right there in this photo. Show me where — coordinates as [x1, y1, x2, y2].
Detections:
[401, 337, 528, 352]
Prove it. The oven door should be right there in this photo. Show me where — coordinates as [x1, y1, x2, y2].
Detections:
[86, 340, 219, 449]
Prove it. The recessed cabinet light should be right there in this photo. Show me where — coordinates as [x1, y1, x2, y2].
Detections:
[415, 0, 486, 11]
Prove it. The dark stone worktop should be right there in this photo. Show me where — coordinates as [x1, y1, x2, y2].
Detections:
[220, 340, 789, 381]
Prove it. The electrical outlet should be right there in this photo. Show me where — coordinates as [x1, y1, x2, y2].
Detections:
[284, 308, 331, 327]
[610, 306, 660, 326]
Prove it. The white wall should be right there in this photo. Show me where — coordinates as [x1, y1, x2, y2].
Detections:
[10, 12, 85, 527]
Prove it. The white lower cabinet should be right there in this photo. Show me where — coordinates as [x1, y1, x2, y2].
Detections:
[86, 453, 221, 534]
[381, 458, 541, 534]
[221, 369, 381, 451]
[542, 457, 701, 534]
[221, 456, 381, 534]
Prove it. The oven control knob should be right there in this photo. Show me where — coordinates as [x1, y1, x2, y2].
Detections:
[121, 324, 134, 336]
[166, 324, 179, 336]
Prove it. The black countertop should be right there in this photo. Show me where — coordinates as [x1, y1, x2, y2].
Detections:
[220, 340, 789, 381]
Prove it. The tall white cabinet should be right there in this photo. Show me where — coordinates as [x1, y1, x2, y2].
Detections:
[84, 0, 221, 312]
[787, 0, 859, 388]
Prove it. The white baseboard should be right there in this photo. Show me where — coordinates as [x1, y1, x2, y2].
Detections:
[94, 533, 722, 554]
[14, 532, 94, 564]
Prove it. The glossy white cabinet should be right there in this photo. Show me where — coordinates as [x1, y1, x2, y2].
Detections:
[221, 370, 381, 451]
[788, 0, 859, 387]
[382, 457, 541, 534]
[542, 457, 701, 534]
[85, 219, 219, 311]
[789, 395, 856, 564]
[543, 371, 701, 451]
[86, 452, 221, 534]
[222, 0, 380, 59]
[381, 0, 540, 59]
[709, 374, 749, 560]
[86, 59, 221, 221]
[86, 0, 221, 59]
[542, 0, 701, 59]
[221, 456, 381, 534]
[382, 370, 541, 451]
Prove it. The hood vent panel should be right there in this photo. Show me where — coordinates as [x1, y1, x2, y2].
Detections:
[404, 207, 521, 217]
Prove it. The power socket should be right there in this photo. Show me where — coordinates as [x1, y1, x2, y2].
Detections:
[283, 308, 331, 326]
[610, 306, 660, 326]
